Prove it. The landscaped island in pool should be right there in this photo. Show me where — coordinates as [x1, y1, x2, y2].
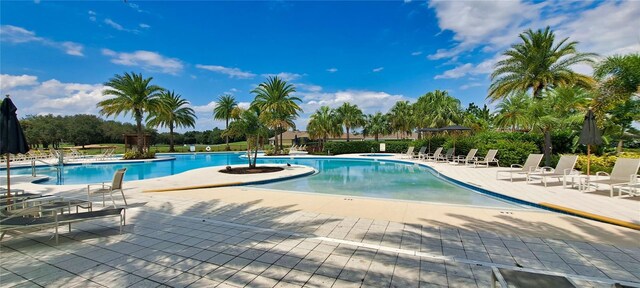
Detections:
[13, 153, 526, 209]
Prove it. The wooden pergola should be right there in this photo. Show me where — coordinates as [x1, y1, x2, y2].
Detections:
[123, 134, 151, 152]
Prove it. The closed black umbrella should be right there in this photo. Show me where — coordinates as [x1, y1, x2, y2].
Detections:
[578, 109, 602, 175]
[418, 127, 441, 153]
[0, 95, 30, 203]
[439, 125, 471, 154]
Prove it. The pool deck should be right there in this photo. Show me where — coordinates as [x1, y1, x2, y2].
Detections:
[2, 153, 640, 287]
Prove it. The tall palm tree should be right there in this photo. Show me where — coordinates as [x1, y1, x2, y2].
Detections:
[363, 112, 390, 141]
[307, 106, 342, 151]
[387, 101, 414, 139]
[593, 53, 640, 115]
[335, 102, 365, 142]
[489, 26, 596, 100]
[414, 90, 462, 128]
[213, 94, 238, 150]
[494, 92, 531, 132]
[488, 27, 596, 165]
[251, 76, 301, 154]
[223, 107, 268, 168]
[98, 72, 164, 154]
[147, 90, 196, 152]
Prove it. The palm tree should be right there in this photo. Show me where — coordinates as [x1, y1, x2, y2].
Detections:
[363, 112, 390, 141]
[213, 94, 238, 150]
[387, 101, 414, 139]
[335, 102, 365, 142]
[307, 106, 342, 151]
[488, 27, 596, 165]
[489, 26, 596, 100]
[414, 90, 462, 128]
[593, 53, 640, 115]
[494, 92, 531, 132]
[147, 90, 196, 152]
[223, 107, 268, 168]
[251, 76, 301, 154]
[98, 72, 164, 155]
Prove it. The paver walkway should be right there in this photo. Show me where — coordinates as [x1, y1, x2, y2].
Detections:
[2, 193, 639, 288]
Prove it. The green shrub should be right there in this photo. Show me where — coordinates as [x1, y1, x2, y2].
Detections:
[122, 151, 156, 160]
[477, 140, 539, 167]
[324, 141, 378, 155]
[575, 152, 640, 174]
[443, 137, 477, 156]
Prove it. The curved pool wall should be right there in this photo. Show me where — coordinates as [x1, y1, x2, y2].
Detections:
[9, 152, 524, 209]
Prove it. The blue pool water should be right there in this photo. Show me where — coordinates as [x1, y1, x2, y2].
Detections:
[12, 153, 524, 208]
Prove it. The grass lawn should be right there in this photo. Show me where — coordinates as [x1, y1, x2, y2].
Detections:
[60, 141, 254, 155]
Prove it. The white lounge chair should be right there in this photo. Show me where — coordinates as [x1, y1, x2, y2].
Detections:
[436, 148, 455, 163]
[87, 168, 128, 207]
[453, 149, 478, 165]
[618, 175, 639, 197]
[414, 146, 427, 159]
[588, 158, 640, 197]
[473, 149, 499, 167]
[425, 147, 443, 162]
[401, 147, 415, 159]
[527, 155, 578, 187]
[496, 154, 544, 181]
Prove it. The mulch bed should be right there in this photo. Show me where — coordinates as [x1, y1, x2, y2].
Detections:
[219, 166, 284, 174]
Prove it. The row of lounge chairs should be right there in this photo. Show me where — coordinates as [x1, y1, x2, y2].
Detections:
[0, 168, 129, 244]
[0, 148, 117, 164]
[402, 146, 499, 167]
[496, 154, 640, 197]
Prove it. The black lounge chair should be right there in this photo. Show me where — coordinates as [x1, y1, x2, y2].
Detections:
[1, 207, 125, 244]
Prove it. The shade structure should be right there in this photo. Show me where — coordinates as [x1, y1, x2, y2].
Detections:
[418, 128, 441, 153]
[0, 96, 30, 203]
[578, 109, 602, 175]
[439, 125, 471, 154]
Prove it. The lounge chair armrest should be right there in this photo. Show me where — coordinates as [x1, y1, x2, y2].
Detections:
[596, 171, 609, 177]
[540, 166, 554, 172]
[510, 164, 523, 169]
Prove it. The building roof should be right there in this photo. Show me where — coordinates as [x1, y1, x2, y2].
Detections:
[269, 131, 310, 141]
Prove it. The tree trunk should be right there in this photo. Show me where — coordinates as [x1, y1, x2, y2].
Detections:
[544, 129, 553, 166]
[253, 136, 259, 168]
[279, 126, 283, 153]
[323, 135, 327, 152]
[169, 123, 175, 152]
[225, 117, 230, 151]
[346, 126, 350, 142]
[617, 139, 623, 154]
[247, 139, 252, 168]
[135, 110, 144, 155]
[375, 134, 378, 141]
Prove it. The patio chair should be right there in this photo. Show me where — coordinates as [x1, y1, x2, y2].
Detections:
[425, 147, 443, 162]
[526, 155, 579, 187]
[473, 149, 499, 167]
[496, 154, 544, 181]
[87, 168, 128, 207]
[453, 149, 478, 165]
[1, 206, 125, 245]
[436, 148, 455, 162]
[589, 158, 640, 197]
[414, 146, 427, 159]
[401, 146, 415, 159]
[618, 175, 639, 198]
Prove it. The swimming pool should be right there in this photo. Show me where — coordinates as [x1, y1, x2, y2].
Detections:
[12, 153, 524, 209]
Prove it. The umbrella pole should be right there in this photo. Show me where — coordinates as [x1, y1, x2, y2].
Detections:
[6, 153, 10, 206]
[587, 145, 591, 176]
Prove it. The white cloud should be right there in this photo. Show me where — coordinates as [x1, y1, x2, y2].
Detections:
[0, 74, 39, 90]
[103, 18, 139, 33]
[196, 64, 256, 79]
[88, 10, 96, 22]
[0, 25, 84, 56]
[460, 83, 483, 90]
[296, 83, 322, 92]
[372, 67, 384, 72]
[261, 72, 302, 81]
[299, 89, 407, 116]
[435, 55, 505, 79]
[139, 23, 151, 29]
[326, 68, 338, 73]
[1, 74, 106, 116]
[102, 49, 184, 74]
[411, 51, 422, 56]
[191, 101, 217, 113]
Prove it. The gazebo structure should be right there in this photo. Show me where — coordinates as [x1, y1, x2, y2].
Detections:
[123, 134, 151, 152]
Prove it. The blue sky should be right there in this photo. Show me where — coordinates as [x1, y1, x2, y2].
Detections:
[1, 1, 639, 132]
